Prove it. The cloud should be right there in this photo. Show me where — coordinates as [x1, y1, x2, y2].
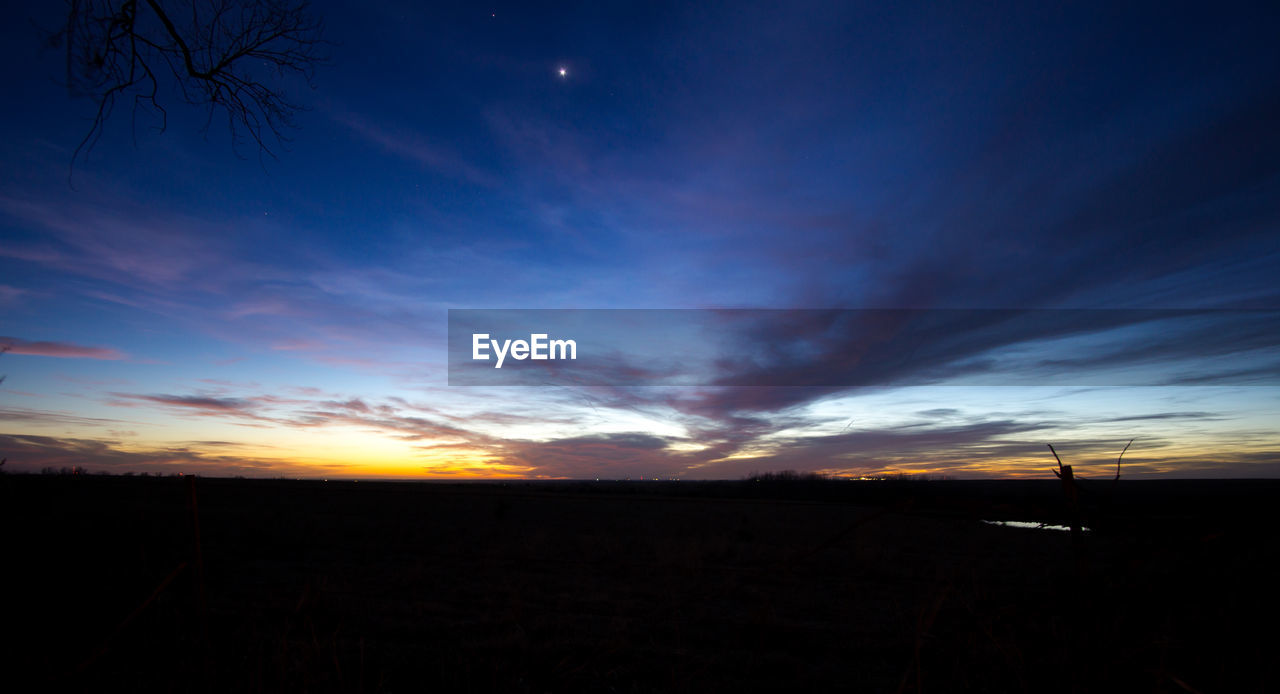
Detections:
[101, 387, 495, 448]
[498, 432, 692, 479]
[703, 309, 1280, 389]
[1103, 412, 1221, 423]
[287, 406, 480, 443]
[334, 111, 498, 186]
[0, 336, 125, 360]
[690, 418, 1060, 479]
[105, 393, 277, 427]
[472, 408, 1274, 480]
[320, 398, 373, 414]
[112, 393, 254, 413]
[450, 308, 1279, 394]
[0, 406, 124, 427]
[0, 195, 229, 292]
[0, 433, 314, 477]
[0, 285, 27, 304]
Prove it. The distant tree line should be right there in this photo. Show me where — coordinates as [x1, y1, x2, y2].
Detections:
[745, 470, 955, 483]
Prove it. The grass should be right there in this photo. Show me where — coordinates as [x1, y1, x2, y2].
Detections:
[0, 474, 1274, 692]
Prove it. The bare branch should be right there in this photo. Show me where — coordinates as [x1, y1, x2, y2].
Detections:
[1114, 438, 1133, 482]
[56, 0, 327, 167]
[1047, 443, 1064, 477]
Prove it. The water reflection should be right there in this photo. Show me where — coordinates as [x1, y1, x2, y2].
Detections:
[982, 519, 1091, 533]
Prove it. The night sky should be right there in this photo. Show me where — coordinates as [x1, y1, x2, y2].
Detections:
[2, 1, 1278, 479]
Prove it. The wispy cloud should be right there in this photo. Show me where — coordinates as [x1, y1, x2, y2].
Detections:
[0, 285, 27, 304]
[0, 406, 125, 427]
[333, 111, 498, 186]
[1, 336, 125, 360]
[497, 432, 693, 479]
[113, 394, 254, 413]
[0, 433, 319, 477]
[0, 195, 226, 291]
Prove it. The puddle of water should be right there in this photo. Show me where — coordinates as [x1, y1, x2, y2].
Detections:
[982, 519, 1091, 533]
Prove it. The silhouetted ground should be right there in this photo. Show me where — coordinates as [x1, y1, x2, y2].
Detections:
[1, 475, 1275, 692]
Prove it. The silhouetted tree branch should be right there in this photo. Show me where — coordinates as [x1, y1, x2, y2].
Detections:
[51, 0, 327, 164]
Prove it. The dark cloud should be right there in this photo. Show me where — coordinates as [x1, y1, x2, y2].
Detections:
[0, 433, 300, 476]
[0, 406, 124, 427]
[690, 418, 1057, 478]
[111, 393, 257, 415]
[917, 408, 961, 418]
[0, 336, 125, 360]
[450, 309, 1279, 398]
[707, 310, 1280, 389]
[499, 432, 690, 479]
[320, 398, 373, 413]
[288, 407, 485, 444]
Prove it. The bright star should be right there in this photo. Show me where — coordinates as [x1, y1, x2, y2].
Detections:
[558, 67, 567, 78]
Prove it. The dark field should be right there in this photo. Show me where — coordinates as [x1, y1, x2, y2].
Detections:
[2, 476, 1276, 693]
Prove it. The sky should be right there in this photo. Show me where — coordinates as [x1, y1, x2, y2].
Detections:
[1, 0, 1278, 479]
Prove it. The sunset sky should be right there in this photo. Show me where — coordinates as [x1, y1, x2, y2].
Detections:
[2, 1, 1278, 479]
